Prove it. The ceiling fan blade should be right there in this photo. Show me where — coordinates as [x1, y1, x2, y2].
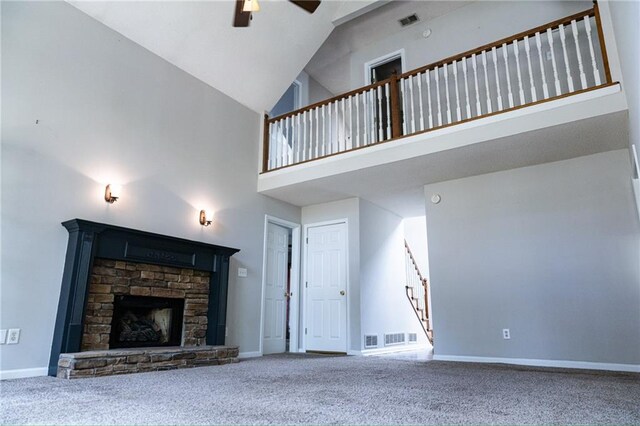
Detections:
[289, 0, 321, 14]
[233, 0, 251, 27]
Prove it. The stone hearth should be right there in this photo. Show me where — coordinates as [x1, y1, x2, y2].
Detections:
[57, 345, 239, 379]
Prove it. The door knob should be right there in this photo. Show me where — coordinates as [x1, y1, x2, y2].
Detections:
[340, 290, 346, 296]
[284, 292, 292, 298]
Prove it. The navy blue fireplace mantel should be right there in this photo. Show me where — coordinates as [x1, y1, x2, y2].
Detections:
[48, 219, 240, 376]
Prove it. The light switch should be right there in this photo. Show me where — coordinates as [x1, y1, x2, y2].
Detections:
[237, 267, 248, 278]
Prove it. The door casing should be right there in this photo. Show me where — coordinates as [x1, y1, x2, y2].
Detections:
[259, 215, 301, 355]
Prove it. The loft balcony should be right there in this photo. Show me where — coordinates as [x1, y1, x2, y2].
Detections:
[258, 5, 628, 214]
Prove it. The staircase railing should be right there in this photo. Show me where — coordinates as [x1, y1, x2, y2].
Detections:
[404, 241, 433, 344]
[262, 4, 613, 173]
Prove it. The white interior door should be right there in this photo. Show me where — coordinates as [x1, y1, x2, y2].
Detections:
[305, 222, 347, 353]
[263, 223, 289, 354]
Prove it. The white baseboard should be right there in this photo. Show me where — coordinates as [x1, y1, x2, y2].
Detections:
[238, 351, 262, 359]
[360, 343, 431, 356]
[0, 367, 49, 380]
[433, 354, 640, 373]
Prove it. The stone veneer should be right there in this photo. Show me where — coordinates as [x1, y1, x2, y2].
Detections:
[82, 258, 210, 351]
[57, 345, 239, 379]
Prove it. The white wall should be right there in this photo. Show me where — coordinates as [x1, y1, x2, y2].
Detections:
[403, 216, 429, 279]
[308, 75, 334, 106]
[359, 200, 428, 349]
[301, 198, 361, 351]
[425, 149, 640, 367]
[1, 1, 300, 374]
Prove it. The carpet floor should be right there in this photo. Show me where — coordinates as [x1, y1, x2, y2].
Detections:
[1, 354, 639, 425]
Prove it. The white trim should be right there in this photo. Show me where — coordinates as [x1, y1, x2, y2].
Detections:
[0, 367, 48, 380]
[238, 351, 263, 359]
[302, 219, 350, 353]
[361, 343, 430, 356]
[259, 215, 301, 356]
[292, 80, 303, 110]
[364, 49, 406, 85]
[432, 354, 640, 373]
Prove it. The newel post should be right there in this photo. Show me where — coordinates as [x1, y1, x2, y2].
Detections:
[262, 114, 270, 173]
[389, 71, 402, 138]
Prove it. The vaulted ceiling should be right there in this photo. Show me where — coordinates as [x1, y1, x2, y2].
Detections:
[69, 0, 365, 113]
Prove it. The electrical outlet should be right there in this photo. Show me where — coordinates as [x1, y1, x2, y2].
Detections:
[237, 268, 248, 278]
[502, 328, 511, 340]
[0, 329, 7, 344]
[7, 328, 20, 344]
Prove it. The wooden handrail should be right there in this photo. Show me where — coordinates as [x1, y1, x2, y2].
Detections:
[399, 7, 596, 80]
[594, 2, 612, 84]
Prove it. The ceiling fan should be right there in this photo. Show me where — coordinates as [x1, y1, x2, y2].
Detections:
[233, 0, 322, 27]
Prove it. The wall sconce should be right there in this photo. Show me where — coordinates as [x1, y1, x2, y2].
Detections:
[104, 184, 121, 204]
[199, 210, 214, 227]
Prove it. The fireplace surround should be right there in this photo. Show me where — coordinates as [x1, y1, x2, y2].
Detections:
[49, 219, 239, 376]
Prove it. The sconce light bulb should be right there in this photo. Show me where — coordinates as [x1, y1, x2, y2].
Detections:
[105, 184, 122, 204]
[200, 210, 214, 226]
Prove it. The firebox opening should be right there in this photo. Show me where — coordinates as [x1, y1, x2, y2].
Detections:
[109, 295, 184, 349]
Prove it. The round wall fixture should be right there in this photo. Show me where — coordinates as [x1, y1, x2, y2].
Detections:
[431, 194, 441, 204]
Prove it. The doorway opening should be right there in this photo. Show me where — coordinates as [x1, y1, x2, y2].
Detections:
[269, 80, 302, 117]
[260, 216, 301, 355]
[365, 51, 405, 139]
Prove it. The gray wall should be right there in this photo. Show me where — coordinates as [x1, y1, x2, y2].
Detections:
[425, 150, 640, 365]
[1, 1, 300, 373]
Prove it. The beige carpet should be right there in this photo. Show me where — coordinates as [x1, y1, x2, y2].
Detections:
[1, 354, 638, 425]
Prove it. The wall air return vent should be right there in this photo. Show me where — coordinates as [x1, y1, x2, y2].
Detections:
[408, 333, 418, 343]
[399, 14, 419, 27]
[364, 335, 378, 349]
[384, 332, 406, 346]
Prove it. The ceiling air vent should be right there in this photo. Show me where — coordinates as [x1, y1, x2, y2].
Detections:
[408, 333, 418, 343]
[399, 13, 419, 27]
[364, 335, 378, 349]
[384, 332, 406, 346]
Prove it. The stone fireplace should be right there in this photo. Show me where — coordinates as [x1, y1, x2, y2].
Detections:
[50, 219, 240, 378]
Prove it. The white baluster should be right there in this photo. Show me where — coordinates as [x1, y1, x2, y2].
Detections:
[377, 86, 384, 140]
[572, 19, 587, 89]
[409, 75, 416, 133]
[296, 114, 304, 163]
[370, 89, 376, 143]
[356, 93, 361, 147]
[535, 32, 549, 99]
[524, 36, 537, 102]
[309, 111, 315, 160]
[341, 98, 346, 152]
[416, 74, 425, 131]
[385, 83, 392, 138]
[363, 92, 369, 145]
[443, 63, 452, 123]
[472, 54, 482, 115]
[425, 69, 433, 129]
[276, 120, 283, 168]
[513, 40, 526, 105]
[462, 58, 472, 118]
[301, 113, 307, 162]
[492, 47, 503, 111]
[325, 103, 333, 154]
[435, 66, 443, 126]
[453, 60, 462, 120]
[348, 96, 353, 149]
[321, 105, 326, 156]
[315, 108, 319, 158]
[502, 44, 514, 108]
[559, 24, 575, 92]
[547, 28, 562, 96]
[268, 121, 274, 170]
[482, 51, 492, 113]
[335, 101, 340, 151]
[584, 16, 601, 86]
[401, 79, 408, 134]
